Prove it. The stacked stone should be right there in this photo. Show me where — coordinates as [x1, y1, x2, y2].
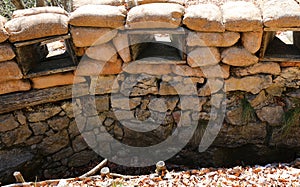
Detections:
[0, 15, 30, 95]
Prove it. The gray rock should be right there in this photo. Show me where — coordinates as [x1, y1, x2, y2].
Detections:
[95, 95, 110, 112]
[82, 131, 97, 148]
[1, 125, 32, 146]
[72, 135, 88, 152]
[214, 123, 267, 147]
[48, 116, 70, 131]
[0, 148, 33, 172]
[28, 105, 62, 122]
[14, 111, 26, 125]
[148, 98, 168, 112]
[0, 114, 19, 132]
[38, 130, 69, 155]
[52, 147, 74, 161]
[29, 122, 49, 135]
[68, 150, 98, 167]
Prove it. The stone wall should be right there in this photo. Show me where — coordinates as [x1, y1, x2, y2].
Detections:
[0, 0, 300, 184]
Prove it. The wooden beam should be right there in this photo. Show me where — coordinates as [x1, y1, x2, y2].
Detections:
[0, 83, 89, 114]
[125, 27, 185, 35]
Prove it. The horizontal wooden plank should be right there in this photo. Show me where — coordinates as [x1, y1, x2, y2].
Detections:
[14, 34, 70, 47]
[0, 83, 89, 114]
[264, 27, 300, 31]
[125, 27, 185, 35]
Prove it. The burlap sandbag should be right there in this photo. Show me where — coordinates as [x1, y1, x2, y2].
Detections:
[0, 43, 15, 62]
[183, 4, 224, 32]
[0, 16, 8, 43]
[72, 0, 125, 10]
[71, 26, 118, 47]
[126, 3, 184, 29]
[5, 13, 68, 42]
[136, 0, 184, 5]
[86, 43, 118, 63]
[262, 0, 300, 28]
[69, 5, 126, 28]
[12, 7, 68, 18]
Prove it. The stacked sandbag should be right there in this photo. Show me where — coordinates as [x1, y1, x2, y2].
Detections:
[0, 15, 30, 95]
[126, 3, 184, 29]
[69, 4, 129, 76]
[72, 0, 125, 11]
[5, 7, 69, 42]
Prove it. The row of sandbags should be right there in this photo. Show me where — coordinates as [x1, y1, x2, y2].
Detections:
[4, 0, 300, 43]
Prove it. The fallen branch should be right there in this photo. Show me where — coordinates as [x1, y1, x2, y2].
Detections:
[79, 158, 108, 178]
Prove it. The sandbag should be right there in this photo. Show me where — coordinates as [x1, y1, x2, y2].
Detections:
[5, 13, 68, 42]
[12, 6, 68, 18]
[0, 43, 15, 62]
[86, 43, 118, 63]
[0, 15, 8, 42]
[71, 26, 118, 47]
[262, 0, 300, 28]
[183, 4, 224, 32]
[135, 0, 184, 5]
[72, 0, 125, 10]
[126, 3, 184, 29]
[69, 5, 126, 28]
[0, 61, 22, 82]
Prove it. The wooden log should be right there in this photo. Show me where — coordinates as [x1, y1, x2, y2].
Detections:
[0, 83, 89, 114]
[79, 159, 108, 178]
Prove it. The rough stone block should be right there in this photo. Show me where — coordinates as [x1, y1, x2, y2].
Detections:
[28, 105, 62, 122]
[262, 0, 300, 28]
[5, 13, 68, 42]
[215, 123, 266, 146]
[274, 67, 300, 88]
[225, 75, 272, 94]
[221, 46, 259, 67]
[1, 124, 32, 146]
[37, 130, 69, 155]
[183, 4, 224, 32]
[241, 30, 263, 54]
[113, 33, 132, 63]
[69, 5, 126, 28]
[126, 3, 184, 29]
[0, 16, 8, 43]
[90, 75, 119, 95]
[30, 72, 86, 89]
[0, 114, 19, 132]
[233, 62, 281, 77]
[71, 26, 118, 47]
[256, 106, 284, 126]
[187, 31, 240, 47]
[0, 61, 22, 82]
[0, 80, 30, 95]
[187, 47, 220, 67]
[86, 43, 118, 63]
[0, 43, 15, 62]
[221, 1, 262, 32]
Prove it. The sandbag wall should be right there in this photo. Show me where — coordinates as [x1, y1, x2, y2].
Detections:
[0, 0, 300, 184]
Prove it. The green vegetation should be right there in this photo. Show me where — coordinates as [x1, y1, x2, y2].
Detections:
[0, 0, 70, 19]
[282, 107, 300, 135]
[241, 96, 256, 123]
